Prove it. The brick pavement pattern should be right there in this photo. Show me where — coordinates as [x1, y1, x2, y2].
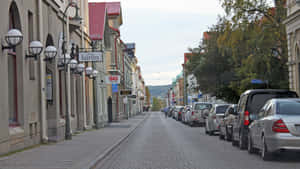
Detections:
[0, 114, 148, 169]
[96, 112, 300, 169]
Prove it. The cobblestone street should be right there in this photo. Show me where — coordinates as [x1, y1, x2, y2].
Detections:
[96, 112, 300, 169]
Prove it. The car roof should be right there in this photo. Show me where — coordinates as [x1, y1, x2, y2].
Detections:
[194, 102, 212, 104]
[214, 104, 231, 107]
[241, 89, 296, 96]
[272, 98, 300, 103]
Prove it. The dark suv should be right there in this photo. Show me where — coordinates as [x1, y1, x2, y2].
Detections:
[231, 89, 298, 149]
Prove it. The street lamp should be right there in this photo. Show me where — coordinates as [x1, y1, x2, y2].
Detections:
[2, 29, 23, 51]
[76, 63, 85, 74]
[85, 67, 93, 76]
[91, 70, 99, 80]
[44, 46, 57, 61]
[61, 1, 82, 140]
[26, 41, 44, 60]
[69, 59, 78, 71]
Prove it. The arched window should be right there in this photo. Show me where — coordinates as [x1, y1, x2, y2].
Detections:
[8, 2, 21, 126]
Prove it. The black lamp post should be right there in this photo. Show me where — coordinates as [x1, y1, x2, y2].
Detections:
[61, 1, 82, 140]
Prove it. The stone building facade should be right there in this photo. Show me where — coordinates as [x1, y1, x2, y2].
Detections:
[285, 0, 300, 94]
[0, 0, 90, 155]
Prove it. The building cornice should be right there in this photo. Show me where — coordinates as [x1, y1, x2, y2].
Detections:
[284, 9, 300, 25]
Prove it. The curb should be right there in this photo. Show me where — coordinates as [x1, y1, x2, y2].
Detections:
[84, 113, 150, 169]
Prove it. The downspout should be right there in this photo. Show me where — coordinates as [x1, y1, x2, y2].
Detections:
[38, 0, 48, 142]
[114, 33, 120, 119]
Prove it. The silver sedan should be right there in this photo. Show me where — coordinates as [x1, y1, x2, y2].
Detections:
[248, 98, 300, 161]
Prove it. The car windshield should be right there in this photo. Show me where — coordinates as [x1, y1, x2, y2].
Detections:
[195, 104, 212, 110]
[278, 101, 300, 115]
[249, 93, 297, 115]
[216, 105, 229, 114]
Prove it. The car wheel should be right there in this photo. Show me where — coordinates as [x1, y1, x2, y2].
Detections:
[247, 134, 255, 154]
[239, 133, 247, 150]
[261, 136, 273, 161]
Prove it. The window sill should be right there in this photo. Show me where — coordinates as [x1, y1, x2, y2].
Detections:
[9, 126, 24, 136]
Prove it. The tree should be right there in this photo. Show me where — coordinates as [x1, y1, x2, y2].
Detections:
[185, 0, 289, 103]
[151, 97, 162, 111]
[145, 86, 151, 107]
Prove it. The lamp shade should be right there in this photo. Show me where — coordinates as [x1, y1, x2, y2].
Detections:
[85, 67, 93, 76]
[5, 29, 23, 46]
[44, 46, 57, 59]
[92, 70, 99, 77]
[76, 64, 85, 73]
[69, 59, 78, 70]
[29, 41, 43, 55]
[58, 53, 71, 66]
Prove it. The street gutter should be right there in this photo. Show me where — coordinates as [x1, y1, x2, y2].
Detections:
[82, 113, 150, 169]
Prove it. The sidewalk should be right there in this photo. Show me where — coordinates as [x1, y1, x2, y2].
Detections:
[0, 113, 149, 169]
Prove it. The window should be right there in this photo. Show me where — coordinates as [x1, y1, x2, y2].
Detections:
[278, 101, 300, 115]
[28, 11, 33, 43]
[8, 2, 20, 126]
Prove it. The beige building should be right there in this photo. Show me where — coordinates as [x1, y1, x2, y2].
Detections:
[285, 0, 300, 94]
[0, 0, 90, 155]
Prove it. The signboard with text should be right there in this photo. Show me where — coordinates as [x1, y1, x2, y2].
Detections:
[106, 75, 121, 84]
[120, 90, 132, 96]
[79, 52, 103, 62]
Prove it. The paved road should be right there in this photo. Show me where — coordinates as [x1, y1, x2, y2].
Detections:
[95, 112, 300, 169]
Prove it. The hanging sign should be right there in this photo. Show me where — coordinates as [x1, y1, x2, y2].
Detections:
[112, 84, 118, 93]
[120, 90, 132, 96]
[106, 75, 121, 84]
[79, 52, 103, 62]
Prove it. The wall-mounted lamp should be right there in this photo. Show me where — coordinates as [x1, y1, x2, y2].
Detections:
[91, 70, 99, 80]
[2, 29, 23, 51]
[85, 67, 93, 76]
[69, 59, 78, 71]
[75, 63, 85, 74]
[26, 41, 43, 60]
[58, 53, 71, 68]
[44, 46, 57, 62]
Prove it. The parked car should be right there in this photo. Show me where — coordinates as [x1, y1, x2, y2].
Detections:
[168, 106, 175, 117]
[248, 98, 300, 160]
[219, 104, 238, 141]
[182, 105, 192, 123]
[205, 104, 231, 135]
[174, 106, 184, 121]
[188, 102, 213, 126]
[231, 89, 298, 150]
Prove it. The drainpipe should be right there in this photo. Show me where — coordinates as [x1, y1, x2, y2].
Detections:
[38, 0, 48, 143]
[114, 33, 120, 120]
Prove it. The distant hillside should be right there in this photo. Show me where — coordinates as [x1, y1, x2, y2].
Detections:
[147, 85, 171, 100]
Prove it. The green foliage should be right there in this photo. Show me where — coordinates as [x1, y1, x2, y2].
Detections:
[186, 0, 289, 103]
[152, 97, 164, 111]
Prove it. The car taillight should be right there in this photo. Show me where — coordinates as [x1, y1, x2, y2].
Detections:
[192, 111, 194, 115]
[244, 111, 250, 125]
[272, 119, 290, 133]
[179, 112, 181, 115]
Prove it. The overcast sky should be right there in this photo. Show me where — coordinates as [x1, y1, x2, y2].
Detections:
[88, 0, 224, 86]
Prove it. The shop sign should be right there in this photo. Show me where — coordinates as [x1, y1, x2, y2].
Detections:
[79, 52, 103, 62]
[112, 83, 118, 93]
[120, 90, 132, 96]
[106, 75, 120, 84]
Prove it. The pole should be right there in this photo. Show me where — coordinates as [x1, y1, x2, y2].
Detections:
[63, 4, 72, 140]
